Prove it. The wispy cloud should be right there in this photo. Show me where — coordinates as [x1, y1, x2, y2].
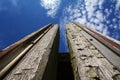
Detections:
[62, 0, 105, 32]
[116, 0, 120, 10]
[61, 0, 120, 40]
[40, 0, 61, 18]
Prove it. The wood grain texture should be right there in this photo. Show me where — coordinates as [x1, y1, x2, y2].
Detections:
[66, 23, 120, 80]
[4, 25, 58, 80]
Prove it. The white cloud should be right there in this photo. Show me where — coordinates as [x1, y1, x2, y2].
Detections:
[83, 0, 111, 35]
[40, 0, 61, 18]
[106, 21, 110, 24]
[85, 0, 102, 16]
[112, 18, 117, 22]
[104, 8, 111, 17]
[102, 27, 109, 35]
[62, 0, 104, 26]
[95, 11, 103, 22]
[74, 16, 87, 25]
[85, 0, 104, 19]
[93, 18, 99, 23]
[82, 10, 86, 15]
[60, 0, 119, 41]
[116, 0, 120, 10]
[62, 3, 85, 24]
[113, 25, 117, 29]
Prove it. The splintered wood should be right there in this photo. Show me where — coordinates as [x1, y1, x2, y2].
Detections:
[4, 25, 58, 80]
[66, 23, 120, 80]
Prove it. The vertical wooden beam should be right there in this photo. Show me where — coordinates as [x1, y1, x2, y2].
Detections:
[1, 24, 59, 80]
[66, 23, 120, 80]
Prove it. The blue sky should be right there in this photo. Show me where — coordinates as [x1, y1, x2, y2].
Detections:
[0, 0, 120, 52]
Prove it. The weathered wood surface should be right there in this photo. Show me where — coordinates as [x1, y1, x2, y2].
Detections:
[0, 24, 52, 72]
[4, 25, 59, 80]
[0, 24, 52, 58]
[66, 23, 120, 80]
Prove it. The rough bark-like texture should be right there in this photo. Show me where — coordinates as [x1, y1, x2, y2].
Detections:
[4, 25, 59, 80]
[66, 23, 120, 80]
